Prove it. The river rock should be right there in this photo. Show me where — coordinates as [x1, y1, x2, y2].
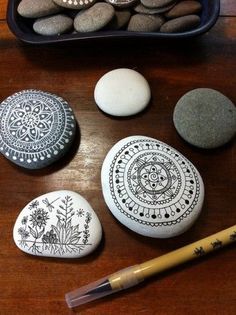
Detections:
[13, 190, 102, 258]
[173, 88, 236, 149]
[17, 0, 62, 18]
[165, 1, 202, 19]
[74, 3, 115, 32]
[101, 136, 204, 238]
[0, 90, 76, 169]
[94, 68, 151, 116]
[106, 10, 131, 29]
[140, 0, 175, 9]
[105, 0, 137, 8]
[33, 14, 73, 36]
[134, 2, 175, 14]
[127, 14, 164, 32]
[53, 0, 96, 10]
[160, 14, 200, 32]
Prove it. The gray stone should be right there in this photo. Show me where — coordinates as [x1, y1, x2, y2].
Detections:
[53, 0, 96, 10]
[127, 14, 164, 32]
[173, 88, 236, 149]
[105, 0, 137, 8]
[74, 3, 115, 32]
[0, 90, 76, 169]
[140, 0, 175, 9]
[17, 0, 62, 18]
[33, 14, 73, 36]
[134, 2, 175, 14]
[160, 14, 200, 32]
[165, 1, 202, 19]
[107, 10, 131, 30]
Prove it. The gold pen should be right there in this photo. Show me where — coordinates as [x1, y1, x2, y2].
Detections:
[65, 225, 236, 308]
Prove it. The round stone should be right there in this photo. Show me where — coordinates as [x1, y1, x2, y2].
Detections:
[173, 88, 236, 149]
[74, 3, 115, 32]
[53, 0, 97, 10]
[17, 0, 62, 18]
[106, 10, 131, 30]
[101, 136, 204, 238]
[0, 90, 76, 169]
[140, 0, 175, 9]
[13, 190, 102, 258]
[105, 0, 137, 8]
[94, 68, 151, 117]
[165, 1, 202, 19]
[160, 14, 200, 33]
[134, 2, 176, 14]
[127, 14, 164, 32]
[33, 14, 73, 36]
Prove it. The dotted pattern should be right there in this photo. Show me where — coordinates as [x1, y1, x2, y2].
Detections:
[61, 0, 94, 7]
[108, 138, 201, 227]
[0, 90, 75, 167]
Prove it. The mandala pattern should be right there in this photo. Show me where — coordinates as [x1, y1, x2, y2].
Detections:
[108, 138, 202, 227]
[0, 90, 76, 168]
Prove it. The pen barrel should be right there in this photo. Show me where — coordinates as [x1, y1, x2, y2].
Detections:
[139, 225, 236, 279]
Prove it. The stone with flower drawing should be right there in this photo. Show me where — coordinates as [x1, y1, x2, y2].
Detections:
[13, 190, 102, 258]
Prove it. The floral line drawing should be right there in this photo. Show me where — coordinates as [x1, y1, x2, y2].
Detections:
[17, 195, 92, 256]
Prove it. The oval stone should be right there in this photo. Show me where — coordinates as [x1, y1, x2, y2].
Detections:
[140, 0, 176, 9]
[160, 14, 200, 32]
[53, 0, 96, 10]
[173, 88, 236, 149]
[33, 14, 73, 36]
[105, 0, 137, 8]
[127, 14, 164, 32]
[17, 0, 62, 18]
[101, 136, 204, 238]
[13, 191, 102, 258]
[165, 1, 202, 19]
[106, 10, 131, 30]
[134, 2, 176, 14]
[74, 3, 115, 32]
[94, 68, 151, 116]
[0, 90, 76, 169]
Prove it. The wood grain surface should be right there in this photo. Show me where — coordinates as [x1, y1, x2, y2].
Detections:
[0, 1, 235, 315]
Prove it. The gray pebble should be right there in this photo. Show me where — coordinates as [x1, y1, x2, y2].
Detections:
[107, 10, 131, 30]
[74, 3, 115, 32]
[127, 14, 164, 32]
[17, 0, 62, 18]
[165, 0, 202, 19]
[134, 2, 176, 14]
[0, 90, 76, 169]
[105, 0, 137, 8]
[140, 0, 175, 9]
[33, 14, 73, 36]
[160, 14, 200, 32]
[53, 0, 96, 10]
[173, 88, 236, 149]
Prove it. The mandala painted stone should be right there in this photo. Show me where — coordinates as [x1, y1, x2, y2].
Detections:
[53, 0, 96, 10]
[13, 190, 103, 258]
[0, 90, 76, 169]
[101, 136, 204, 238]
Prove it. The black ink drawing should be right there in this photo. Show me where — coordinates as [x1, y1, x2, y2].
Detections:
[194, 246, 205, 256]
[109, 139, 201, 226]
[211, 239, 222, 249]
[17, 195, 92, 256]
[230, 231, 236, 241]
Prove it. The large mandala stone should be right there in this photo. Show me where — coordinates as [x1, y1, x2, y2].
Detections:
[0, 90, 76, 169]
[101, 136, 204, 238]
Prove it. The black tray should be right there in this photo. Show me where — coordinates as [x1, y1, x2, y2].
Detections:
[7, 0, 220, 44]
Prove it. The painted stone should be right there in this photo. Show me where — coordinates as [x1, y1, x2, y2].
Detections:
[127, 14, 164, 32]
[13, 191, 102, 258]
[105, 0, 137, 8]
[140, 0, 175, 9]
[53, 0, 96, 10]
[160, 14, 200, 33]
[74, 3, 115, 32]
[17, 0, 62, 18]
[173, 88, 236, 149]
[0, 90, 76, 169]
[94, 68, 151, 116]
[101, 136, 204, 238]
[33, 14, 73, 36]
[165, 1, 202, 19]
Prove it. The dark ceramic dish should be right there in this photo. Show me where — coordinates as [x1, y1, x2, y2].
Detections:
[7, 0, 220, 44]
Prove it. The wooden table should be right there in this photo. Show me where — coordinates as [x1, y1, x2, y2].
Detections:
[0, 1, 235, 314]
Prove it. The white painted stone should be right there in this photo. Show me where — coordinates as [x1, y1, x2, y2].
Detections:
[101, 135, 204, 238]
[13, 191, 102, 258]
[94, 68, 151, 116]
